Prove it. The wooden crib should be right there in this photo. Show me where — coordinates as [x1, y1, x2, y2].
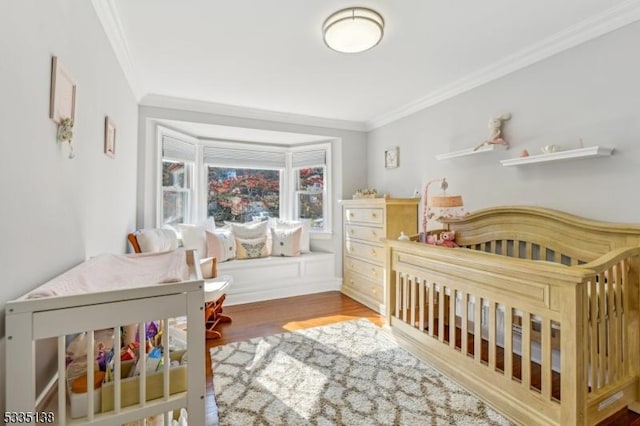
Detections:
[386, 206, 640, 426]
[5, 250, 206, 425]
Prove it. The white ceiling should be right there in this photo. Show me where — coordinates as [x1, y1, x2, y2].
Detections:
[96, 0, 640, 131]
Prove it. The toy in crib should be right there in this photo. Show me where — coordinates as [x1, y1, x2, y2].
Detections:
[425, 230, 459, 248]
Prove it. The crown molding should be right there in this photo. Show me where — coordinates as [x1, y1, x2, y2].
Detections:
[92, 0, 145, 100]
[366, 0, 640, 130]
[140, 94, 368, 132]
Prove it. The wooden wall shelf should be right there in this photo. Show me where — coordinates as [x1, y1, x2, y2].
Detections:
[436, 144, 507, 160]
[500, 146, 613, 167]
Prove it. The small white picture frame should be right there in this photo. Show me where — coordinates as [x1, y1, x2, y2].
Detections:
[385, 146, 399, 169]
[49, 56, 76, 125]
[104, 116, 116, 158]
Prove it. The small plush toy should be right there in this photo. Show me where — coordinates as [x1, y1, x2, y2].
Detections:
[438, 230, 459, 248]
[426, 234, 438, 245]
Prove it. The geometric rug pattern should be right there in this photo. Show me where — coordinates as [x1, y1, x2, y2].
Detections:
[210, 319, 513, 425]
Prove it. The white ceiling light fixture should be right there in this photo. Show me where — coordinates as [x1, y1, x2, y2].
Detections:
[322, 7, 384, 53]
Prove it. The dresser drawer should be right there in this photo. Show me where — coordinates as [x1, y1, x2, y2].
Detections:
[343, 270, 383, 305]
[344, 240, 384, 264]
[344, 207, 384, 225]
[345, 224, 383, 243]
[344, 257, 383, 282]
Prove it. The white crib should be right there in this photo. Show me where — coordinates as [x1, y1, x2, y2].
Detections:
[4, 250, 205, 425]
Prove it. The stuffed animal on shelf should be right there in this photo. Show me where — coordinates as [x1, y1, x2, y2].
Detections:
[474, 113, 512, 151]
[438, 230, 459, 248]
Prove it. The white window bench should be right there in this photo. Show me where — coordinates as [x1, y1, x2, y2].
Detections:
[217, 251, 340, 305]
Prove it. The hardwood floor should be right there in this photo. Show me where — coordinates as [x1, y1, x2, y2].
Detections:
[205, 291, 639, 426]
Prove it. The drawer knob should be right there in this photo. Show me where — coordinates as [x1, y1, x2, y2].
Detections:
[372, 268, 377, 277]
[349, 212, 354, 218]
[371, 249, 377, 257]
[371, 231, 378, 238]
[349, 279, 354, 285]
[349, 229, 355, 234]
[371, 212, 378, 218]
[372, 288, 378, 295]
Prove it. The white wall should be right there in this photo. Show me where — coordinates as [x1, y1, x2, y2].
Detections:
[367, 22, 640, 223]
[0, 0, 138, 412]
[137, 105, 368, 272]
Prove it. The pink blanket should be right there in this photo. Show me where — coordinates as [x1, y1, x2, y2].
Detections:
[26, 250, 189, 299]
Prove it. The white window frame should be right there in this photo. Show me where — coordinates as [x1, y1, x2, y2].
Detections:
[289, 143, 332, 234]
[156, 126, 199, 227]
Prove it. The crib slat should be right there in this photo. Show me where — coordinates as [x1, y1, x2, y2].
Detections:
[410, 276, 417, 328]
[589, 279, 598, 390]
[522, 312, 531, 390]
[525, 242, 532, 260]
[438, 285, 445, 342]
[428, 281, 435, 337]
[402, 276, 409, 323]
[114, 326, 122, 413]
[474, 297, 482, 363]
[57, 336, 67, 426]
[622, 259, 629, 376]
[87, 330, 95, 420]
[395, 271, 401, 319]
[598, 273, 606, 388]
[505, 308, 513, 380]
[607, 266, 618, 383]
[139, 322, 147, 407]
[541, 317, 552, 400]
[489, 301, 496, 369]
[163, 318, 170, 400]
[514, 240, 521, 259]
[419, 279, 425, 332]
[462, 292, 469, 356]
[449, 290, 456, 348]
[553, 250, 561, 263]
[490, 240, 496, 254]
[615, 262, 623, 378]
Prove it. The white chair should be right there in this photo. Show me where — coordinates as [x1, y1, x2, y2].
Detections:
[127, 228, 233, 339]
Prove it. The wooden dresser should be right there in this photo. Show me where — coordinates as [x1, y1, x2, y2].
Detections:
[341, 198, 419, 314]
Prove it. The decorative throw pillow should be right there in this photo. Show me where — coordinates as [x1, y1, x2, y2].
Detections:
[205, 230, 236, 262]
[178, 224, 208, 257]
[229, 221, 269, 239]
[270, 227, 302, 257]
[136, 229, 178, 253]
[273, 219, 311, 253]
[235, 236, 269, 260]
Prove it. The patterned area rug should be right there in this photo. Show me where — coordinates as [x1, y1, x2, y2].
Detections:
[210, 319, 513, 425]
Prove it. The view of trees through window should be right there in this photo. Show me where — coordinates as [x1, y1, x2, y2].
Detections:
[207, 167, 280, 223]
[162, 160, 190, 226]
[297, 167, 324, 229]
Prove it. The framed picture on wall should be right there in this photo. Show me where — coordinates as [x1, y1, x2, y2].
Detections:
[49, 56, 76, 125]
[104, 116, 116, 158]
[385, 146, 399, 169]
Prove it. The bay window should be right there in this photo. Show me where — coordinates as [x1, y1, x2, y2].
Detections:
[158, 127, 331, 234]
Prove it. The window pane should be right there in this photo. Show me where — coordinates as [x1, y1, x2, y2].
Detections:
[163, 190, 188, 226]
[207, 167, 280, 224]
[298, 167, 324, 190]
[163, 161, 187, 188]
[298, 193, 323, 230]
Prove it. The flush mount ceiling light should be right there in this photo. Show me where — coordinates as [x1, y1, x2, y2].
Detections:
[322, 7, 384, 53]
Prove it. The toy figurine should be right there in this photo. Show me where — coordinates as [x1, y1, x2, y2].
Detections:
[474, 113, 512, 151]
[438, 230, 459, 248]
